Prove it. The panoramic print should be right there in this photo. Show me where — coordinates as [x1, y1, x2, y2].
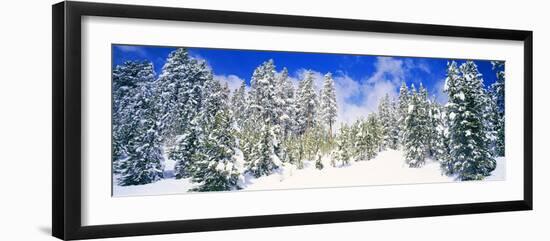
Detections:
[111, 45, 505, 196]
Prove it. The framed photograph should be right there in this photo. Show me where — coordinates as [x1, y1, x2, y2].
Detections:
[52, 1, 533, 240]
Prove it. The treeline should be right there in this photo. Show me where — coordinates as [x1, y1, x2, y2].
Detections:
[112, 47, 505, 191]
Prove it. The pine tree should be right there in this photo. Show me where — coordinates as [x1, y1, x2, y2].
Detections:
[352, 115, 380, 162]
[156, 48, 209, 142]
[278, 68, 297, 140]
[296, 70, 318, 135]
[320, 72, 338, 141]
[191, 109, 241, 191]
[172, 70, 245, 189]
[365, 113, 382, 160]
[170, 119, 200, 179]
[303, 124, 326, 160]
[432, 103, 452, 173]
[248, 59, 278, 127]
[283, 136, 304, 168]
[445, 61, 496, 180]
[490, 61, 505, 156]
[170, 59, 217, 180]
[118, 80, 164, 185]
[333, 124, 351, 167]
[426, 96, 440, 157]
[350, 119, 370, 161]
[378, 94, 393, 150]
[231, 80, 247, 130]
[238, 128, 258, 169]
[388, 98, 400, 149]
[397, 82, 410, 148]
[403, 84, 427, 168]
[484, 92, 499, 157]
[112, 60, 156, 170]
[350, 120, 362, 161]
[199, 71, 225, 127]
[418, 83, 433, 156]
[246, 123, 281, 177]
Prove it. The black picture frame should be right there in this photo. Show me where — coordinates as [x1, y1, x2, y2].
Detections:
[52, 1, 533, 240]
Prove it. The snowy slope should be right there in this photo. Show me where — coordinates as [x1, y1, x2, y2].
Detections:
[112, 150, 505, 197]
[113, 178, 198, 197]
[243, 150, 453, 190]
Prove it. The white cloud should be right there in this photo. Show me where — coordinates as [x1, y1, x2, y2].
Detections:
[288, 57, 421, 128]
[214, 74, 245, 93]
[329, 57, 407, 127]
[333, 74, 364, 127]
[367, 57, 406, 85]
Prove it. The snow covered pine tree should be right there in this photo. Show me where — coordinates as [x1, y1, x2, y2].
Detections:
[320, 72, 338, 141]
[378, 94, 394, 150]
[244, 60, 283, 177]
[160, 48, 211, 179]
[191, 109, 241, 191]
[403, 84, 428, 168]
[296, 70, 319, 135]
[117, 61, 165, 186]
[490, 61, 505, 157]
[397, 82, 410, 148]
[444, 61, 496, 180]
[112, 60, 156, 172]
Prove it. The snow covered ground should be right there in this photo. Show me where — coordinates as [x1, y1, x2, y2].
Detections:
[113, 150, 505, 197]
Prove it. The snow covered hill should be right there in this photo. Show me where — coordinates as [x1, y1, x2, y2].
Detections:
[113, 150, 505, 197]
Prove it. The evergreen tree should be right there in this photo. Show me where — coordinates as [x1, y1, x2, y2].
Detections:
[320, 72, 338, 140]
[283, 136, 304, 168]
[377, 94, 393, 150]
[388, 99, 400, 149]
[170, 120, 200, 179]
[231, 80, 247, 130]
[433, 103, 452, 173]
[418, 83, 433, 156]
[426, 96, 440, 157]
[170, 59, 217, 179]
[490, 61, 505, 156]
[278, 68, 297, 139]
[397, 82, 410, 148]
[238, 128, 257, 169]
[484, 93, 499, 157]
[296, 70, 318, 135]
[403, 84, 427, 168]
[248, 59, 278, 126]
[333, 124, 351, 167]
[118, 80, 164, 185]
[246, 123, 281, 177]
[191, 110, 241, 191]
[112, 61, 156, 170]
[444, 61, 496, 180]
[156, 48, 208, 142]
[303, 124, 326, 160]
[351, 120, 364, 161]
[200, 71, 225, 127]
[352, 115, 380, 161]
[365, 114, 382, 160]
[173, 71, 244, 188]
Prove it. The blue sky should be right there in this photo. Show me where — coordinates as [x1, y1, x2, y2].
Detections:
[113, 44, 502, 125]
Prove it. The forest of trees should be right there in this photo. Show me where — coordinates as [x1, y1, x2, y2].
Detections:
[112, 48, 505, 191]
